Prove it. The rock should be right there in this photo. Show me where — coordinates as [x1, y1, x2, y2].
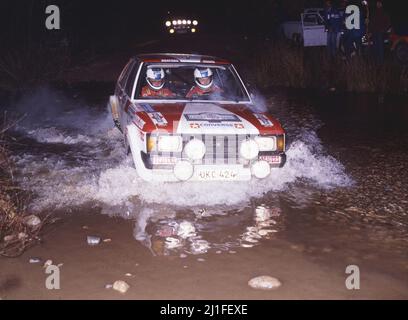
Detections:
[113, 280, 130, 294]
[197, 258, 205, 262]
[3, 235, 15, 242]
[248, 276, 282, 290]
[103, 238, 111, 243]
[24, 215, 41, 228]
[125, 273, 133, 277]
[105, 284, 113, 289]
[87, 236, 101, 245]
[18, 232, 28, 240]
[29, 257, 41, 264]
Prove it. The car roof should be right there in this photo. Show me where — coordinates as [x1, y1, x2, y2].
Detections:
[135, 53, 230, 64]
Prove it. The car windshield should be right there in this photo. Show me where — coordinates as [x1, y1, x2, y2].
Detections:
[134, 63, 250, 102]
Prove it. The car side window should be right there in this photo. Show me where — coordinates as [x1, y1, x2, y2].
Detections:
[125, 62, 139, 98]
[118, 60, 134, 89]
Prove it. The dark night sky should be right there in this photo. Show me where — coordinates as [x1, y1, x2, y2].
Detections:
[0, 0, 406, 51]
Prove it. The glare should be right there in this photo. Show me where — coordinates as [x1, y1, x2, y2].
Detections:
[172, 20, 177, 25]
[192, 20, 198, 25]
[182, 20, 187, 24]
[169, 29, 175, 34]
[191, 28, 196, 33]
[165, 21, 171, 27]
[177, 19, 182, 25]
[187, 20, 191, 24]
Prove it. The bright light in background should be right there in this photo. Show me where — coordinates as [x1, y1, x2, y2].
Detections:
[165, 21, 171, 27]
[172, 20, 177, 25]
[191, 28, 196, 33]
[169, 29, 175, 34]
[182, 19, 187, 25]
[187, 20, 191, 25]
[192, 20, 198, 25]
[177, 19, 182, 25]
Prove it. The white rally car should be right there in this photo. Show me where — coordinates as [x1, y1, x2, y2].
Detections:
[109, 53, 286, 182]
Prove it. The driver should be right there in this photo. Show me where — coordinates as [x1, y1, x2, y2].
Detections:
[186, 67, 222, 98]
[141, 67, 176, 98]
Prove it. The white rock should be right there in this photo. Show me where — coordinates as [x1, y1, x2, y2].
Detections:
[113, 280, 130, 294]
[18, 232, 28, 240]
[3, 235, 15, 242]
[29, 258, 41, 264]
[24, 215, 41, 228]
[105, 284, 113, 289]
[103, 238, 111, 243]
[87, 236, 101, 245]
[248, 276, 282, 290]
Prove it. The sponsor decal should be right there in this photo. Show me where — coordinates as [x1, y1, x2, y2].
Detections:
[190, 123, 201, 129]
[132, 114, 146, 129]
[259, 155, 281, 164]
[234, 123, 245, 129]
[185, 113, 240, 122]
[254, 113, 274, 127]
[148, 112, 168, 126]
[200, 123, 235, 128]
[140, 103, 155, 113]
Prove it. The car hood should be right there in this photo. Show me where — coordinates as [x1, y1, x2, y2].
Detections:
[133, 102, 285, 135]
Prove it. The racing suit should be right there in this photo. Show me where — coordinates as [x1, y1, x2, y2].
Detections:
[186, 84, 223, 98]
[141, 86, 176, 98]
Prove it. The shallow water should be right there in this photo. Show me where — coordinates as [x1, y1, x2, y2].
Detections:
[3, 85, 408, 276]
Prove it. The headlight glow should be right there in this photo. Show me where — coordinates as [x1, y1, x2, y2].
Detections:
[192, 20, 198, 25]
[255, 136, 276, 151]
[191, 28, 196, 33]
[182, 20, 187, 25]
[165, 21, 171, 27]
[177, 19, 182, 25]
[169, 28, 175, 34]
[187, 20, 191, 25]
[172, 20, 177, 25]
[240, 139, 259, 160]
[157, 136, 182, 152]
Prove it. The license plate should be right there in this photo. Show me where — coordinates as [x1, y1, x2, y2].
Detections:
[195, 166, 240, 181]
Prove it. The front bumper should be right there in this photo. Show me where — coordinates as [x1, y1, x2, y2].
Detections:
[137, 151, 286, 182]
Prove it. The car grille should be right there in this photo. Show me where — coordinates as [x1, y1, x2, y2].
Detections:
[181, 134, 248, 165]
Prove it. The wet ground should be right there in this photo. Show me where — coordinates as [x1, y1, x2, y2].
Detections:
[1, 36, 408, 299]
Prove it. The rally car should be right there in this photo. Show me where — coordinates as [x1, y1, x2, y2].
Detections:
[109, 53, 286, 182]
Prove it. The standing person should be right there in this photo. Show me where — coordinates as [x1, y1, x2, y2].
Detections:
[370, 0, 391, 63]
[324, 0, 343, 59]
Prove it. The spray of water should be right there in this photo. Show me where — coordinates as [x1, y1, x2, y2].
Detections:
[8, 87, 352, 213]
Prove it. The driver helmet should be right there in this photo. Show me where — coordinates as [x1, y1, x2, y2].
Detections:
[146, 67, 165, 90]
[194, 67, 213, 90]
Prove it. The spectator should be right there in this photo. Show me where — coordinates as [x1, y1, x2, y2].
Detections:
[324, 0, 343, 58]
[369, 0, 391, 63]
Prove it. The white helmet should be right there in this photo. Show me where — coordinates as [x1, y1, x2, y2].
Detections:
[146, 67, 165, 90]
[194, 67, 213, 90]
